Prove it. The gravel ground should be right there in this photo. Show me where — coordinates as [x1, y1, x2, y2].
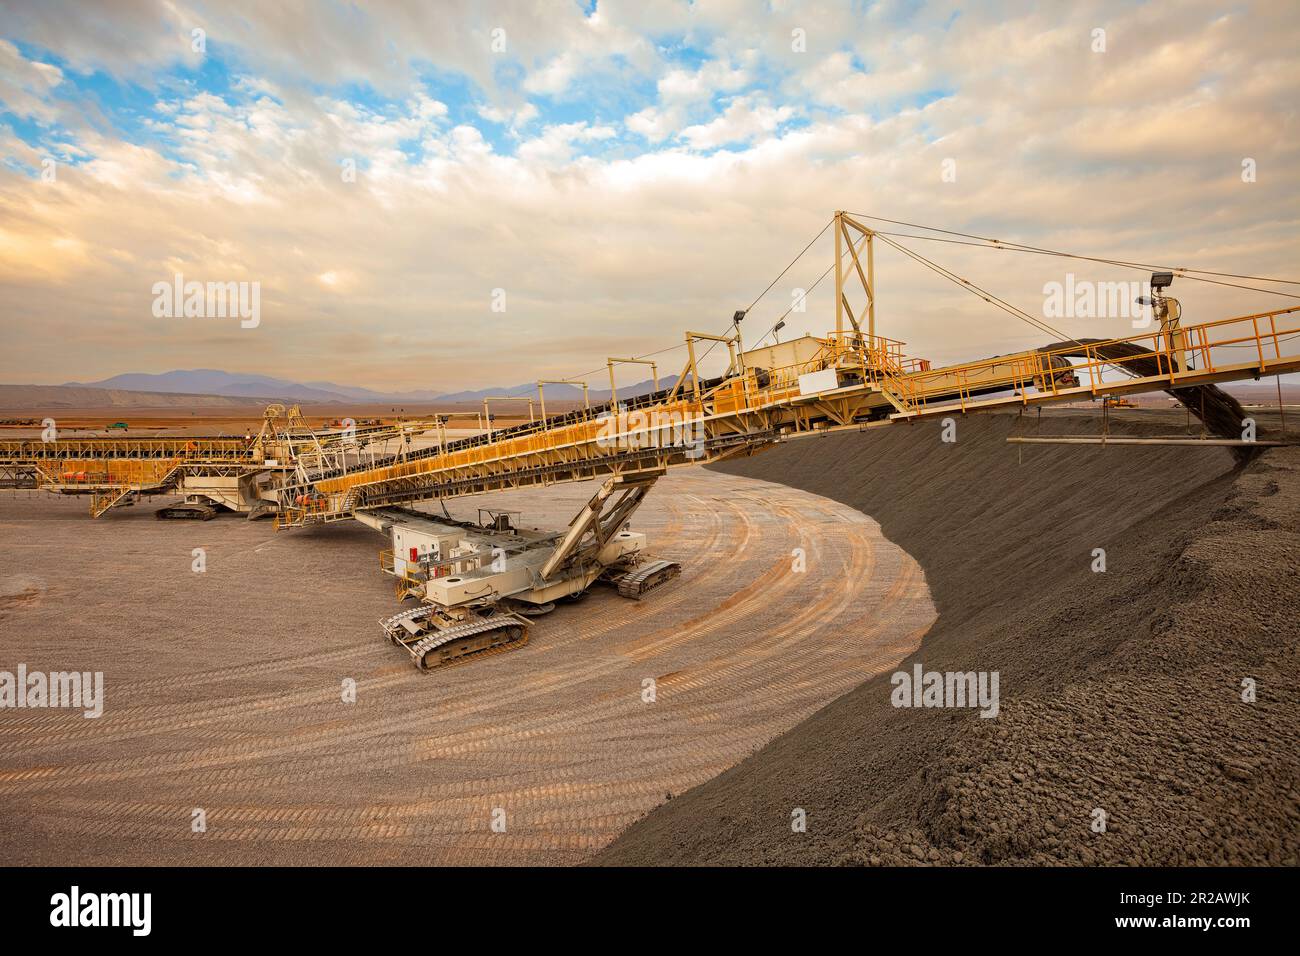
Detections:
[0, 469, 932, 865]
[596, 409, 1300, 865]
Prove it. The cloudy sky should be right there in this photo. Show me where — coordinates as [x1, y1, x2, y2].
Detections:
[1, 0, 1297, 392]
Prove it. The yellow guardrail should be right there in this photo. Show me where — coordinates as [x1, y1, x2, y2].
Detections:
[0, 438, 255, 459]
[289, 306, 1300, 520]
[39, 456, 185, 489]
[896, 305, 1300, 412]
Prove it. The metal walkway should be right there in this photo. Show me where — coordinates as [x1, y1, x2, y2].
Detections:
[274, 303, 1300, 527]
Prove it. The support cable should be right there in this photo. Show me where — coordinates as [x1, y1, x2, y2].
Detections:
[846, 213, 1300, 299]
[575, 217, 835, 387]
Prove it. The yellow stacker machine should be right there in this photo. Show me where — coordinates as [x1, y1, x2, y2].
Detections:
[4, 212, 1297, 668]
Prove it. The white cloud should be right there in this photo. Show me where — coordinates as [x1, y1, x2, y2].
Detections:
[1, 1, 1297, 393]
[625, 105, 681, 143]
[524, 52, 581, 96]
[516, 122, 616, 165]
[681, 96, 796, 150]
[0, 40, 65, 124]
[658, 59, 751, 103]
[626, 55, 758, 143]
[477, 102, 540, 130]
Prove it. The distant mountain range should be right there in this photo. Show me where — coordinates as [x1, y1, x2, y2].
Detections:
[4, 367, 1291, 414]
[60, 369, 674, 405]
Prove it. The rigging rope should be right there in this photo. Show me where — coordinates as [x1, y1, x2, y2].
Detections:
[577, 217, 837, 385]
[553, 211, 1296, 401]
[847, 213, 1300, 299]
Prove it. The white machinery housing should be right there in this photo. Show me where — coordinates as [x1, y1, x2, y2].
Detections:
[358, 471, 681, 670]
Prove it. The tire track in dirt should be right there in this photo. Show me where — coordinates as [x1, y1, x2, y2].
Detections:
[0, 470, 935, 863]
[0, 491, 735, 750]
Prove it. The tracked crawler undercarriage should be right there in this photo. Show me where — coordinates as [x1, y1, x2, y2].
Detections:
[155, 499, 219, 520]
[381, 607, 532, 670]
[365, 470, 681, 670]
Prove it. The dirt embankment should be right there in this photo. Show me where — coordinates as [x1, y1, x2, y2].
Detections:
[595, 411, 1300, 865]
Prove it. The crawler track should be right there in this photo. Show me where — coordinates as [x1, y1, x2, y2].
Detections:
[615, 560, 682, 599]
[402, 615, 530, 671]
